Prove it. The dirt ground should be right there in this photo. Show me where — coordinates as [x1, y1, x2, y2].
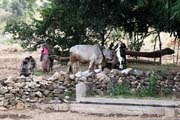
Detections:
[0, 44, 39, 78]
[0, 109, 177, 120]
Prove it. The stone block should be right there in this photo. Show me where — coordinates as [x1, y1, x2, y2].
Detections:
[76, 82, 87, 101]
[165, 108, 176, 117]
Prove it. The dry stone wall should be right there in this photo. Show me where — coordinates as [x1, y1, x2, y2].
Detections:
[73, 68, 180, 98]
[0, 68, 179, 108]
[0, 75, 76, 108]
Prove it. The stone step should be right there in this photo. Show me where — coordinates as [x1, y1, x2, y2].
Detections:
[77, 97, 180, 108]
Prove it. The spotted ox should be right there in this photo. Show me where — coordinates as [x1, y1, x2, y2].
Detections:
[67, 44, 113, 73]
[116, 42, 127, 69]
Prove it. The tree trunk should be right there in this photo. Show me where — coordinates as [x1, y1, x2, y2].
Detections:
[153, 35, 158, 62]
[100, 31, 105, 47]
[176, 39, 180, 64]
[158, 32, 162, 64]
[173, 37, 177, 64]
[127, 59, 160, 65]
[126, 48, 174, 58]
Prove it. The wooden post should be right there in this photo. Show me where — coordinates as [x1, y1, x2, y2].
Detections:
[176, 39, 180, 65]
[158, 32, 162, 64]
[153, 35, 158, 63]
[173, 37, 177, 64]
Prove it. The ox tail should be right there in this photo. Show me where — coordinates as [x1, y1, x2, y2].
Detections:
[67, 52, 74, 73]
[67, 61, 73, 74]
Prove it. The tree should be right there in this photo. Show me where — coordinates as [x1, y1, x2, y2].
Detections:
[7, 0, 37, 17]
[5, 0, 180, 55]
[1, 0, 8, 11]
[4, 18, 37, 49]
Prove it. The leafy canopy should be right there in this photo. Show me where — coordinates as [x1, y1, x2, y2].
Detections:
[4, 0, 180, 52]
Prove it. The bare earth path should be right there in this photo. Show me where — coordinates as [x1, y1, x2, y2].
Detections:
[0, 109, 174, 120]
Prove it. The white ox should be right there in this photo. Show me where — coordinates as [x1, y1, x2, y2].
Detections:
[67, 44, 112, 73]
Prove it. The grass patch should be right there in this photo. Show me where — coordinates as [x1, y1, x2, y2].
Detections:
[110, 72, 163, 99]
[34, 69, 45, 76]
[111, 84, 131, 97]
[110, 85, 161, 99]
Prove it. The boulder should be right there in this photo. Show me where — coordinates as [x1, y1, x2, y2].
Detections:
[75, 70, 94, 78]
[69, 74, 75, 80]
[121, 68, 133, 75]
[103, 68, 111, 74]
[130, 69, 144, 77]
[110, 69, 121, 75]
[95, 69, 102, 73]
[48, 72, 61, 81]
[0, 87, 9, 94]
[35, 91, 43, 98]
[96, 72, 110, 81]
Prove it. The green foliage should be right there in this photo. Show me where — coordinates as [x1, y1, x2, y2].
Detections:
[4, 18, 38, 49]
[134, 72, 159, 97]
[2, 0, 8, 10]
[33, 0, 92, 50]
[111, 84, 131, 96]
[4, 0, 180, 51]
[34, 69, 45, 76]
[64, 90, 74, 98]
[10, 0, 24, 16]
[110, 72, 160, 98]
[133, 87, 148, 97]
[1, 0, 37, 17]
[129, 35, 144, 51]
[147, 72, 159, 96]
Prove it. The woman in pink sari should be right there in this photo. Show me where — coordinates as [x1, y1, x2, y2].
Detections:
[41, 39, 53, 73]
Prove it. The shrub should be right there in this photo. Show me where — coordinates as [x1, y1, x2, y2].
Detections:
[110, 72, 160, 98]
[111, 84, 131, 96]
[146, 72, 159, 97]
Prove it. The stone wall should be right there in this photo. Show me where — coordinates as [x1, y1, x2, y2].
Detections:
[72, 68, 180, 98]
[0, 75, 76, 108]
[0, 68, 179, 108]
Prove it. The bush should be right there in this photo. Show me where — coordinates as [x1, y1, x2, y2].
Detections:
[146, 72, 159, 97]
[111, 84, 131, 96]
[110, 72, 160, 98]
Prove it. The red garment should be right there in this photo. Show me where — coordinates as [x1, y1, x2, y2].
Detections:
[42, 54, 50, 72]
[42, 47, 49, 55]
